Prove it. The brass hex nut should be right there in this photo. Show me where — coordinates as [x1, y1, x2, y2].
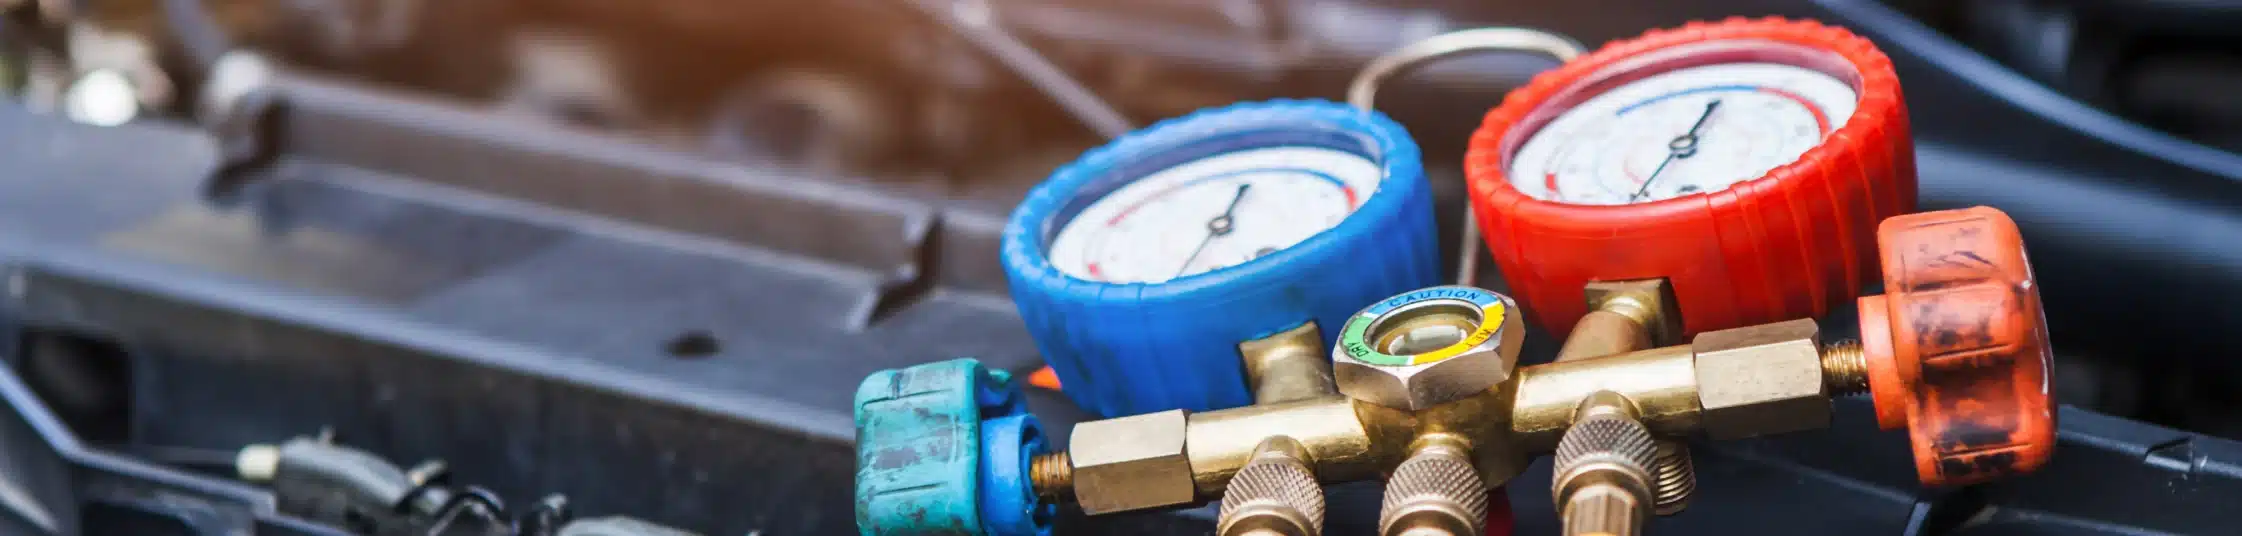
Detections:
[1070, 410, 1196, 514]
[1334, 287, 1525, 410]
[1690, 319, 1830, 440]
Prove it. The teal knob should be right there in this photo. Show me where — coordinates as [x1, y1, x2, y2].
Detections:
[855, 359, 1053, 536]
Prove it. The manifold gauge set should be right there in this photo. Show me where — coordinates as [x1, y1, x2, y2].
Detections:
[855, 18, 2054, 536]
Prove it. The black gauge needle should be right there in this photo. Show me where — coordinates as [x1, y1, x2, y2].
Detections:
[1632, 99, 1722, 202]
[1176, 183, 1252, 278]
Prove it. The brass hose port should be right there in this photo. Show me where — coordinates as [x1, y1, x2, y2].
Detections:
[1379, 443, 1488, 536]
[1553, 413, 1658, 536]
[1241, 323, 1340, 405]
[1334, 286, 1525, 410]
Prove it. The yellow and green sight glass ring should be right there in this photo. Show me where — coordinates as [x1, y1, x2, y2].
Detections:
[1338, 286, 1509, 367]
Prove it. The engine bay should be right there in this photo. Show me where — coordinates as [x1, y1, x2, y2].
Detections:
[1, 1, 2240, 535]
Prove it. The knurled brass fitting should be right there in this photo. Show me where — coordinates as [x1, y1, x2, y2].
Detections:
[1030, 452, 1073, 499]
[1217, 439, 1324, 536]
[1648, 441, 1694, 516]
[1820, 340, 1869, 396]
[1378, 444, 1487, 536]
[1552, 414, 1657, 536]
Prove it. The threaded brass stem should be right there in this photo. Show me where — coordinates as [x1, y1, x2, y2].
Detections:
[1031, 452, 1073, 499]
[1820, 340, 1869, 396]
[1649, 441, 1694, 516]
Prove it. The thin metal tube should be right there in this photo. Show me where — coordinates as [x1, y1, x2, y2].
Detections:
[1345, 28, 1587, 287]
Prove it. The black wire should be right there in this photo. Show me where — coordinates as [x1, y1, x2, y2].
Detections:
[420, 486, 508, 536]
[400, 477, 573, 536]
[160, 0, 232, 72]
[124, 444, 244, 469]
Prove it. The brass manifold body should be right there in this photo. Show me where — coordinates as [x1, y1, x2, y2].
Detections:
[1032, 281, 1871, 536]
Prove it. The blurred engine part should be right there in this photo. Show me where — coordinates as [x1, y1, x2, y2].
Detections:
[1898, 0, 2242, 152]
[235, 435, 702, 536]
[0, 0, 1129, 186]
[0, 0, 1083, 186]
[697, 66, 900, 173]
[0, 0, 1566, 197]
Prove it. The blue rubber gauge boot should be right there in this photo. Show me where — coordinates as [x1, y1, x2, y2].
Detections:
[855, 359, 1054, 536]
[1002, 99, 1440, 416]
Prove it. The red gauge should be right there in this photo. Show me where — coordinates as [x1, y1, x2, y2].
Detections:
[1466, 17, 1916, 336]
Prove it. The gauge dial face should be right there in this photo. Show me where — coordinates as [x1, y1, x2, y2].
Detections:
[1048, 146, 1382, 284]
[1508, 62, 1859, 205]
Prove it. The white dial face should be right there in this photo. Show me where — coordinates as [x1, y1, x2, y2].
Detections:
[1047, 146, 1382, 284]
[1508, 62, 1858, 205]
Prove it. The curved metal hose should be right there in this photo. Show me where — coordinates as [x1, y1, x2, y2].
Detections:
[1345, 28, 1587, 287]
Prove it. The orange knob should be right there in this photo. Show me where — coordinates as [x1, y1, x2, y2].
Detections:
[1857, 206, 2054, 487]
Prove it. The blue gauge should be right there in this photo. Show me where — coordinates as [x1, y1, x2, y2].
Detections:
[1001, 100, 1440, 416]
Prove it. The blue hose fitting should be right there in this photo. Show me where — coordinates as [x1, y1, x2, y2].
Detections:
[856, 359, 1054, 536]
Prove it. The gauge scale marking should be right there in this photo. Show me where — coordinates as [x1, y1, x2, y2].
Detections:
[1508, 62, 1858, 205]
[1047, 146, 1382, 284]
[1339, 287, 1508, 367]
